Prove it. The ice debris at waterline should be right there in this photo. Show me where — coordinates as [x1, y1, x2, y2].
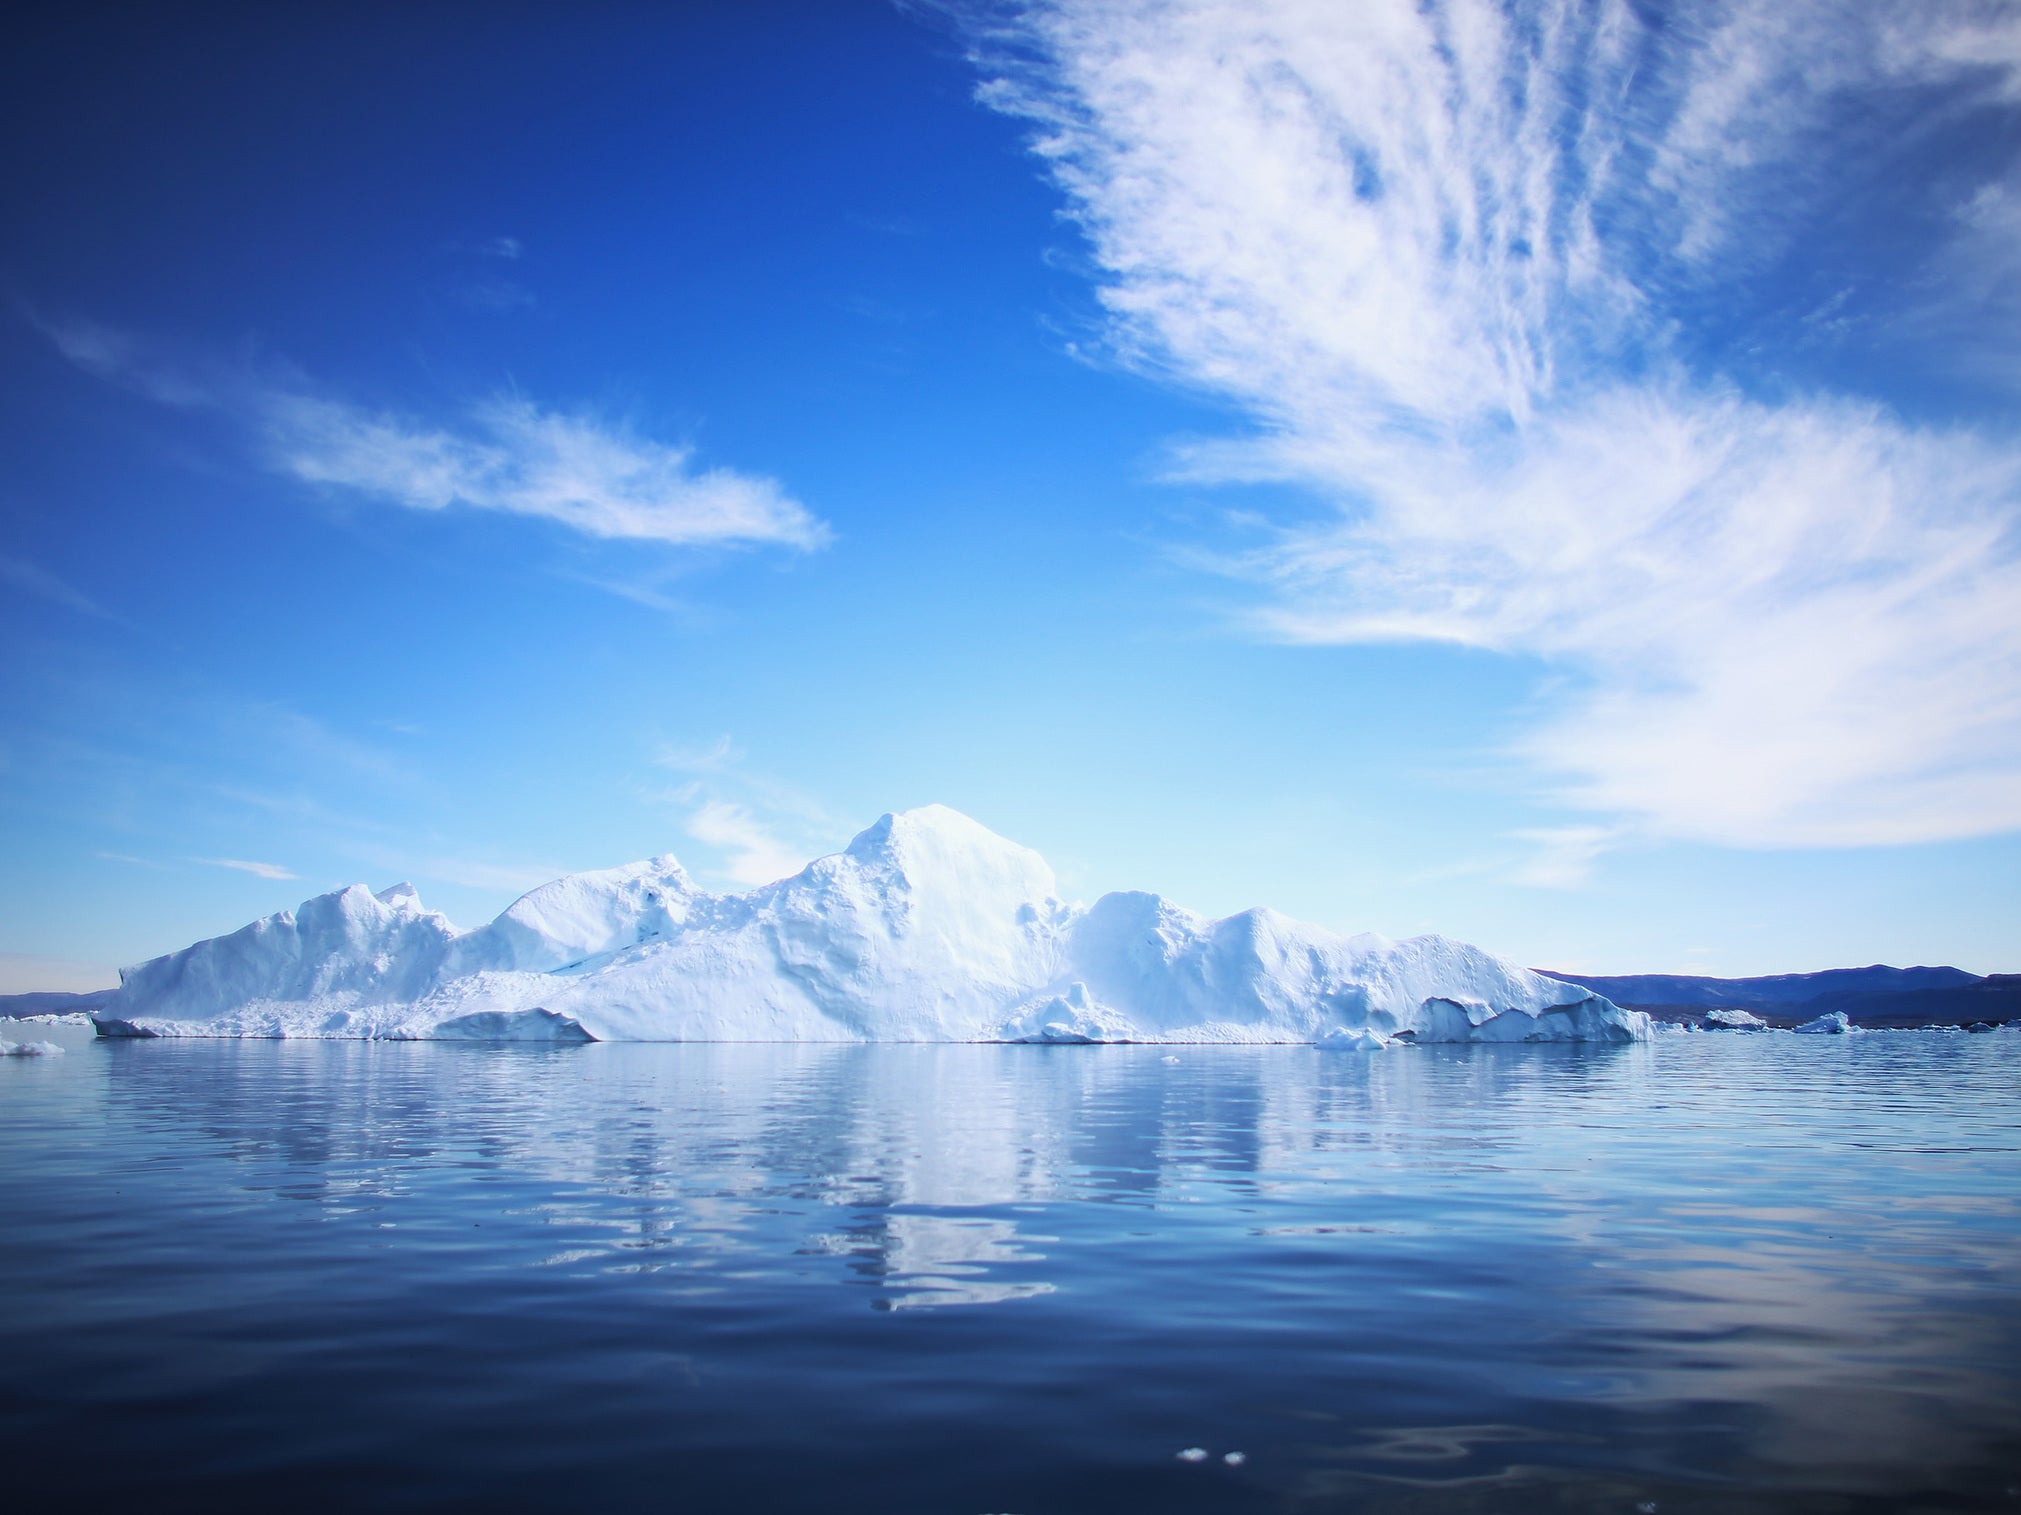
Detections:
[93, 807, 1647, 1045]
[0, 1039, 64, 1056]
[1315, 1026, 1393, 1053]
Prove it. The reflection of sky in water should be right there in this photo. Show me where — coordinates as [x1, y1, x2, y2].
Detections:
[2, 1035, 2018, 1511]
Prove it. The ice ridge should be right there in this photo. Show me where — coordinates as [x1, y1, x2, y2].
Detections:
[95, 805, 1647, 1045]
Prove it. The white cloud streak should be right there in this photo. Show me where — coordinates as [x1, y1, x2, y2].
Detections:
[200, 858, 299, 881]
[46, 320, 827, 552]
[0, 555, 116, 621]
[652, 738, 833, 886]
[683, 799, 814, 886]
[267, 393, 827, 550]
[1509, 824, 1618, 889]
[971, 0, 2021, 852]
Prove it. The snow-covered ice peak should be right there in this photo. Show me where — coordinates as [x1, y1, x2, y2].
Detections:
[96, 806, 1650, 1045]
[114, 880, 462, 1029]
[453, 854, 697, 975]
[836, 805, 1059, 909]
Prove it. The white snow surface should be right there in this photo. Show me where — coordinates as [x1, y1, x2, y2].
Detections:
[96, 806, 1647, 1045]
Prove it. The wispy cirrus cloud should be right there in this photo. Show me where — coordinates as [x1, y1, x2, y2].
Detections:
[683, 799, 814, 886]
[199, 857, 299, 881]
[266, 393, 828, 549]
[0, 554, 119, 622]
[43, 319, 828, 552]
[967, 0, 2021, 856]
[651, 738, 834, 886]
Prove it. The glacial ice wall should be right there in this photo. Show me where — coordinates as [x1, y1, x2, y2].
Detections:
[96, 806, 1645, 1045]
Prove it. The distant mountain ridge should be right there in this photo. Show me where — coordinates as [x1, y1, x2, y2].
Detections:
[0, 988, 114, 1019]
[1536, 966, 2020, 1028]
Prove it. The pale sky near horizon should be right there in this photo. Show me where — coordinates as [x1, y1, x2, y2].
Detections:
[4, 0, 2020, 991]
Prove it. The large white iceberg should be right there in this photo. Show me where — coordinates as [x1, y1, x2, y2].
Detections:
[95, 806, 1646, 1045]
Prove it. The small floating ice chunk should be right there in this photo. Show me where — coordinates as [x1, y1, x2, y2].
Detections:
[0, 1039, 63, 1056]
[1793, 1011, 1858, 1035]
[1176, 1447, 1209, 1463]
[1160, 1055, 1180, 1065]
[1314, 1027, 1389, 1052]
[1704, 1008, 1767, 1030]
[1223, 1451, 1246, 1466]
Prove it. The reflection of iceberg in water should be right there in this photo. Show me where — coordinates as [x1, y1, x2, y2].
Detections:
[102, 1042, 1665, 1317]
[99, 1041, 1678, 1311]
[40, 1030, 2021, 1511]
[102, 1036, 1971, 1338]
[803, 1212, 1056, 1310]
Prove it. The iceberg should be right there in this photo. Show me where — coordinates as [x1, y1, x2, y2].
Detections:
[94, 806, 1648, 1045]
[1792, 1011, 1860, 1035]
[1704, 1008, 1769, 1030]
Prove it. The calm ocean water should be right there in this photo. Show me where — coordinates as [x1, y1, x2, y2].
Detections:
[2, 1031, 2018, 1514]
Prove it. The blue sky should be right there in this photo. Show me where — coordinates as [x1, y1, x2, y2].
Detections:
[4, 0, 2019, 990]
